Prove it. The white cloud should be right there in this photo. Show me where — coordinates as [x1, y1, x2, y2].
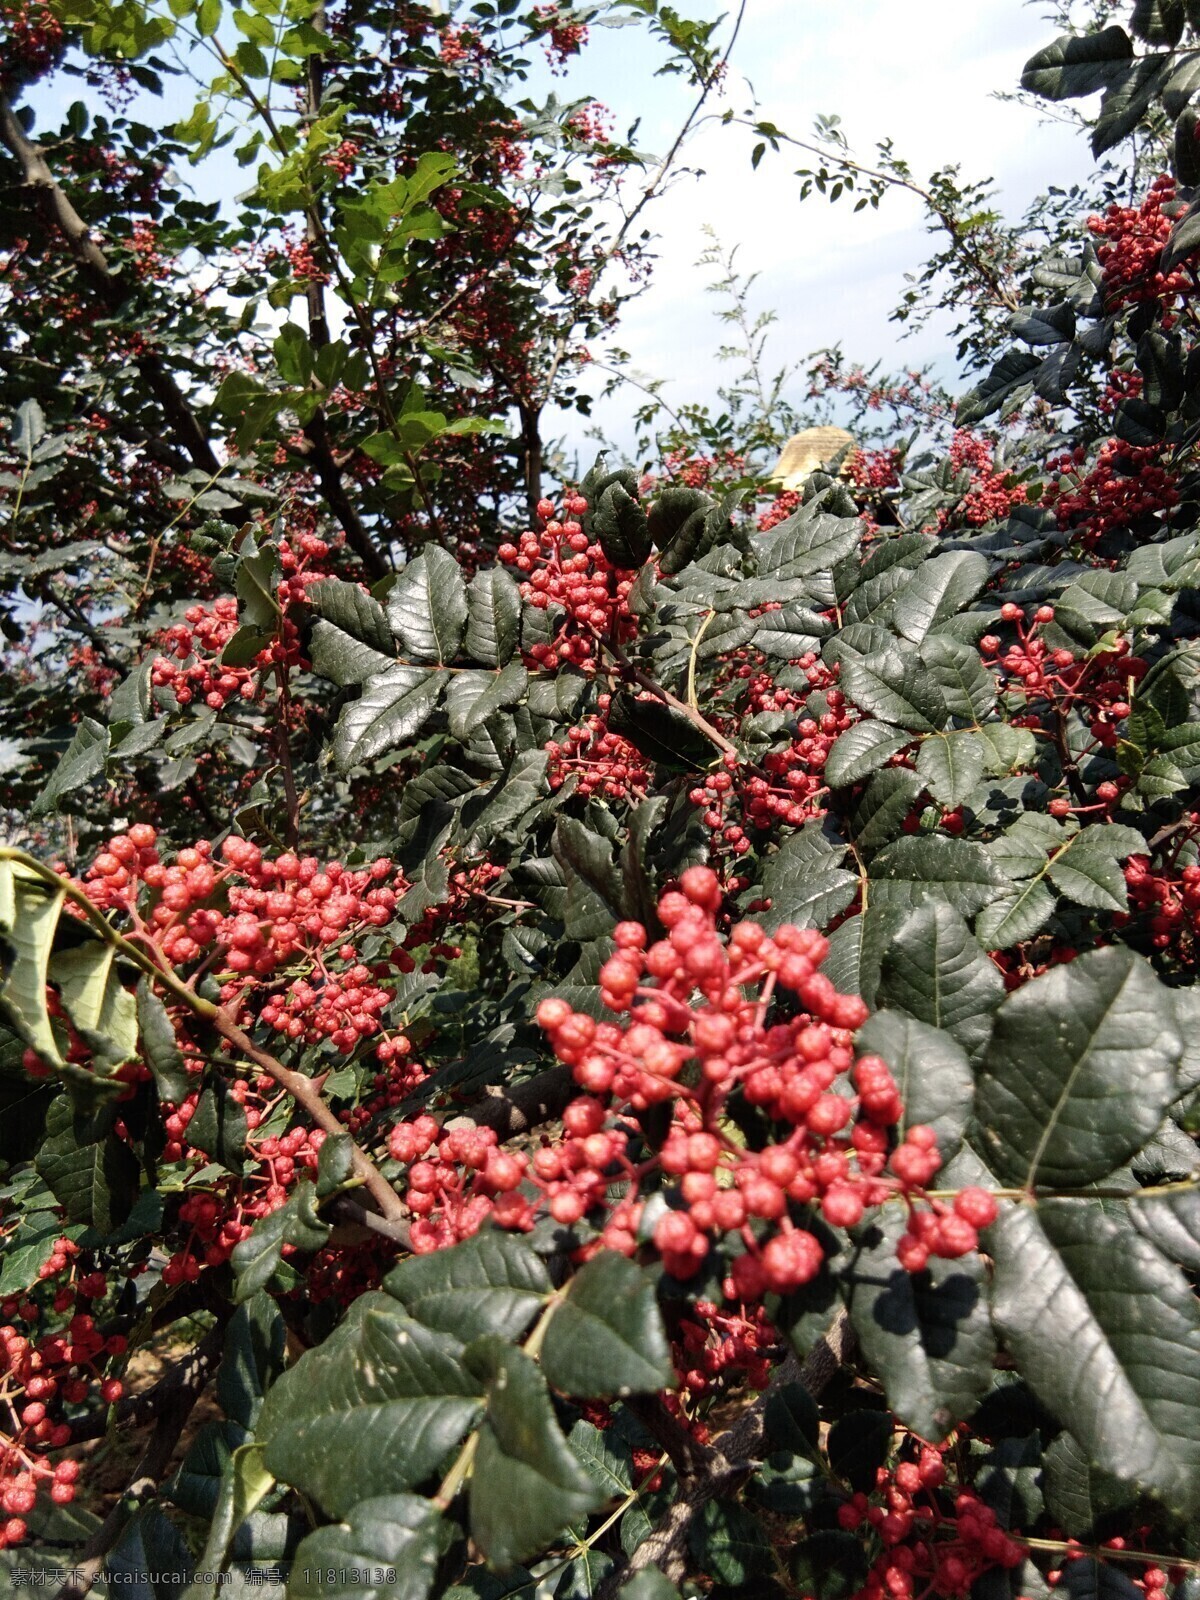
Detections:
[564, 0, 1098, 457]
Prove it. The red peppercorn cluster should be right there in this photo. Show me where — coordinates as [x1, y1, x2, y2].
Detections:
[847, 446, 902, 493]
[340, 1041, 429, 1138]
[564, 101, 612, 145]
[0, 1258, 127, 1549]
[398, 858, 504, 970]
[159, 1120, 329, 1280]
[531, 868, 993, 1297]
[322, 139, 360, 179]
[981, 606, 1144, 780]
[941, 431, 1029, 528]
[535, 3, 588, 70]
[661, 446, 748, 491]
[128, 218, 168, 282]
[742, 694, 853, 830]
[837, 1446, 1023, 1600]
[151, 596, 258, 709]
[499, 494, 636, 666]
[78, 829, 407, 1056]
[151, 534, 332, 710]
[1088, 174, 1195, 311]
[547, 706, 651, 800]
[757, 490, 800, 532]
[0, 0, 65, 88]
[439, 24, 487, 66]
[675, 1297, 775, 1398]
[1123, 855, 1200, 953]
[1042, 438, 1178, 548]
[388, 1116, 530, 1253]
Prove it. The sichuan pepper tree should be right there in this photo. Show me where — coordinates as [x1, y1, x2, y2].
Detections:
[3, 0, 1200, 1597]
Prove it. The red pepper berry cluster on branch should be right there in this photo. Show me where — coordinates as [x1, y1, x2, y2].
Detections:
[526, 867, 997, 1296]
[838, 1443, 1024, 1600]
[499, 495, 636, 666]
[79, 828, 407, 1055]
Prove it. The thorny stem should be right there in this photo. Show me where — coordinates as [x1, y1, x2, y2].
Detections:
[1019, 1537, 1200, 1574]
[603, 636, 740, 760]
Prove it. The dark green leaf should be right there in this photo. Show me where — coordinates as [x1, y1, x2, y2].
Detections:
[446, 663, 528, 740]
[466, 568, 522, 667]
[868, 836, 1003, 917]
[541, 1252, 673, 1398]
[35, 1098, 138, 1234]
[916, 731, 985, 809]
[875, 903, 1003, 1063]
[791, 1531, 870, 1600]
[976, 1433, 1045, 1532]
[466, 1337, 600, 1569]
[31, 717, 108, 816]
[258, 1296, 483, 1516]
[136, 979, 189, 1104]
[827, 1410, 893, 1493]
[218, 1294, 285, 1431]
[1092, 56, 1173, 157]
[230, 1181, 330, 1302]
[606, 692, 715, 772]
[1043, 1431, 1138, 1537]
[189, 1080, 248, 1172]
[688, 1497, 772, 1586]
[619, 1573, 679, 1600]
[850, 768, 923, 854]
[842, 650, 948, 732]
[387, 548, 467, 663]
[383, 1230, 550, 1342]
[855, 1010, 973, 1157]
[843, 1207, 995, 1439]
[956, 351, 1040, 427]
[824, 723, 912, 789]
[758, 823, 858, 931]
[991, 1199, 1200, 1515]
[973, 947, 1181, 1187]
[289, 1495, 442, 1600]
[332, 666, 448, 771]
[306, 578, 395, 654]
[593, 481, 651, 567]
[1020, 27, 1133, 99]
[920, 635, 998, 722]
[890, 552, 989, 644]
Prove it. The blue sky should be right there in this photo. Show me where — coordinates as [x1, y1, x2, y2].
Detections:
[30, 0, 1100, 460]
[559, 0, 1098, 457]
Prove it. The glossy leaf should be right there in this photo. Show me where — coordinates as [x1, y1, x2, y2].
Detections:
[868, 836, 1003, 916]
[332, 666, 448, 771]
[387, 548, 467, 663]
[855, 1010, 973, 1157]
[973, 947, 1181, 1187]
[842, 1207, 995, 1439]
[990, 1198, 1200, 1516]
[258, 1296, 483, 1516]
[383, 1230, 550, 1342]
[466, 1338, 600, 1569]
[289, 1496, 442, 1600]
[875, 902, 1003, 1062]
[540, 1252, 673, 1398]
[466, 567, 522, 667]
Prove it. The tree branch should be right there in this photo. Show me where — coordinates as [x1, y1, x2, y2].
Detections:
[0, 91, 222, 476]
[53, 1323, 224, 1600]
